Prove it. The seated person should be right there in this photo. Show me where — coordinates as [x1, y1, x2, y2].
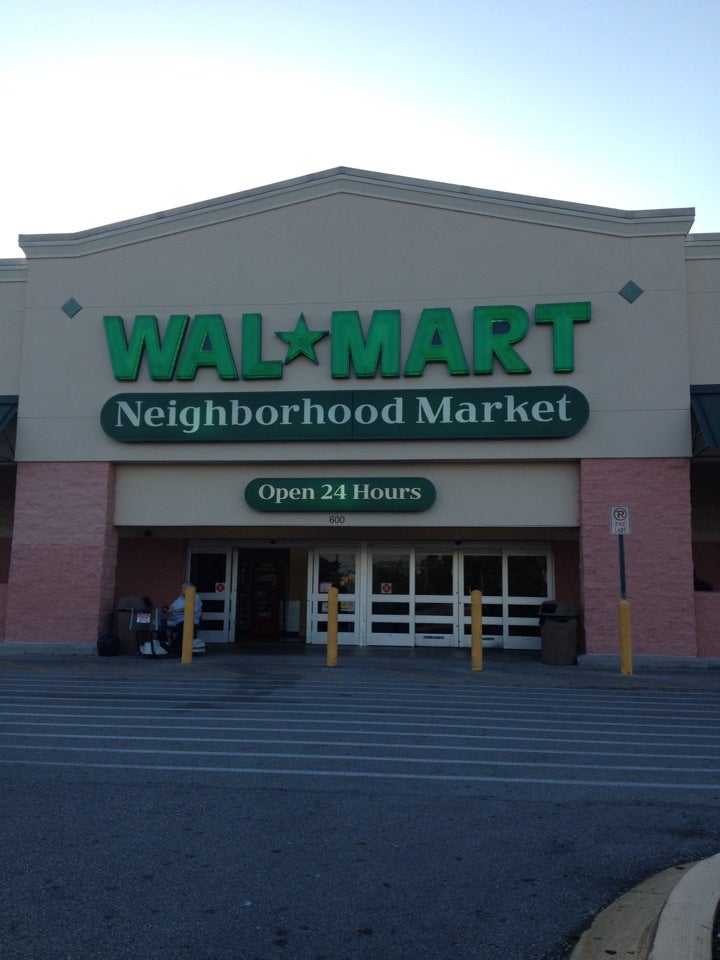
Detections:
[163, 582, 203, 654]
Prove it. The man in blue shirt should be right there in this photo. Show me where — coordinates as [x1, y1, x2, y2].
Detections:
[164, 582, 202, 654]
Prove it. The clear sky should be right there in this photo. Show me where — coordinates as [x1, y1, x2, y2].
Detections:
[1, 0, 718, 258]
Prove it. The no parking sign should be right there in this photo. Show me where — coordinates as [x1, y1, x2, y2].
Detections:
[610, 505, 631, 535]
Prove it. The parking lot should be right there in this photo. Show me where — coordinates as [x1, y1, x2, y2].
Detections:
[1, 645, 719, 959]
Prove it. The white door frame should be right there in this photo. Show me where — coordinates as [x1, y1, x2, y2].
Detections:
[413, 550, 460, 647]
[185, 541, 554, 648]
[307, 547, 361, 645]
[187, 544, 237, 644]
[306, 543, 553, 649]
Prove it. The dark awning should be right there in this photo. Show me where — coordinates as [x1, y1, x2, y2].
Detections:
[0, 396, 18, 462]
[691, 385, 720, 455]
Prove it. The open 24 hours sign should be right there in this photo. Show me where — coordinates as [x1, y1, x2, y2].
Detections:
[245, 478, 437, 512]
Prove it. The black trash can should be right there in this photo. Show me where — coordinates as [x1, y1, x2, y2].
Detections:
[538, 601, 579, 665]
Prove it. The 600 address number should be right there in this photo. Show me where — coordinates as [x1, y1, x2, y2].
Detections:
[328, 515, 346, 524]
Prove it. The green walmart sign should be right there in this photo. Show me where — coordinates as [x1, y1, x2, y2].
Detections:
[103, 302, 590, 381]
[101, 386, 589, 442]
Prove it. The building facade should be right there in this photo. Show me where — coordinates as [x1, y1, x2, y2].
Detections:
[0, 168, 719, 660]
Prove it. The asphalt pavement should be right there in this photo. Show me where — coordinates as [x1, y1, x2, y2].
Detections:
[0, 643, 720, 960]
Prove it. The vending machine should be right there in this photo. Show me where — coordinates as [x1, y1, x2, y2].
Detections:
[250, 562, 279, 637]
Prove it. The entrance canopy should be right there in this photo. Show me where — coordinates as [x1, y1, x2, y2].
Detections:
[0, 396, 18, 462]
[691, 385, 720, 455]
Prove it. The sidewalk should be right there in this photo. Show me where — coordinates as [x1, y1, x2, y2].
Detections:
[570, 854, 720, 960]
[1, 639, 719, 692]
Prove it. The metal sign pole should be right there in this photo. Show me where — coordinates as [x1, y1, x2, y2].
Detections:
[470, 589, 483, 671]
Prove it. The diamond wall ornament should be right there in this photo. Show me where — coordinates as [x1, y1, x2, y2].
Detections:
[61, 297, 83, 318]
[618, 281, 643, 304]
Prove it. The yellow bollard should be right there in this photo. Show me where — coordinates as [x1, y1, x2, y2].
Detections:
[181, 585, 196, 665]
[618, 598, 633, 675]
[471, 589, 483, 671]
[326, 586, 338, 668]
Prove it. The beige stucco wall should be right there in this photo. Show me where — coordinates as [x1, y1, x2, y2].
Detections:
[114, 461, 579, 528]
[14, 172, 695, 464]
[0, 262, 26, 395]
[686, 236, 720, 384]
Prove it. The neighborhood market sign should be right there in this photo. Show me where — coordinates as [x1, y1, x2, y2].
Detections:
[101, 386, 589, 442]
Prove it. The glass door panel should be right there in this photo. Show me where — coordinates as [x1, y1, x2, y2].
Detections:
[370, 552, 411, 645]
[461, 554, 503, 648]
[308, 551, 358, 644]
[508, 555, 549, 596]
[414, 552, 457, 646]
[505, 553, 549, 650]
[188, 549, 235, 643]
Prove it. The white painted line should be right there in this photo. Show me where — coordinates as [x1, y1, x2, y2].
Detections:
[2, 743, 718, 781]
[1, 756, 719, 791]
[2, 730, 717, 763]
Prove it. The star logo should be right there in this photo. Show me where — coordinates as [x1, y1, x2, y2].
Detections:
[276, 313, 329, 364]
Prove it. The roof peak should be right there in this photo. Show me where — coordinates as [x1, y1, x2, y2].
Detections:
[18, 167, 696, 258]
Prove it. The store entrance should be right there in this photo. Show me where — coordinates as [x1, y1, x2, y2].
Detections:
[188, 546, 304, 645]
[307, 545, 552, 650]
[186, 542, 552, 649]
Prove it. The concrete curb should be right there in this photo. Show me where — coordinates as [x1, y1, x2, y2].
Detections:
[650, 852, 720, 960]
[569, 854, 720, 959]
[577, 654, 720, 671]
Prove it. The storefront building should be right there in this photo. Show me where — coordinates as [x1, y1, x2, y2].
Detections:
[0, 168, 719, 660]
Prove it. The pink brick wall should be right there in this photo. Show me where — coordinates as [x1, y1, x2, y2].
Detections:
[553, 541, 581, 606]
[4, 462, 118, 644]
[694, 593, 720, 658]
[115, 537, 186, 614]
[0, 583, 7, 638]
[579, 459, 696, 657]
[553, 540, 583, 650]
